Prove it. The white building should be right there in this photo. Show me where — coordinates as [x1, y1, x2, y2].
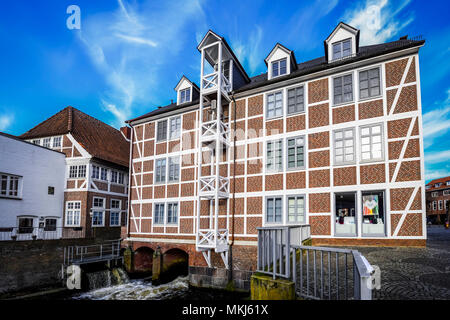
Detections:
[0, 132, 66, 240]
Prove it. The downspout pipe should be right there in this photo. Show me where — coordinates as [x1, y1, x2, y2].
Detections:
[228, 92, 237, 279]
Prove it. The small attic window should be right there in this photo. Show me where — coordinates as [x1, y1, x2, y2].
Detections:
[272, 58, 287, 78]
[180, 88, 191, 104]
[332, 39, 352, 60]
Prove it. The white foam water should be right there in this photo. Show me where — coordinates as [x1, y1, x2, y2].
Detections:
[72, 276, 189, 300]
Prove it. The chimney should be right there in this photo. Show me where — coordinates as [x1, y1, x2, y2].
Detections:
[399, 35, 408, 40]
[120, 126, 131, 140]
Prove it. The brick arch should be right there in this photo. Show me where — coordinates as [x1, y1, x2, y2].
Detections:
[134, 246, 154, 273]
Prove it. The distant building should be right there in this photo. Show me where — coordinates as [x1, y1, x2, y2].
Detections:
[0, 132, 66, 240]
[426, 176, 450, 223]
[19, 106, 130, 240]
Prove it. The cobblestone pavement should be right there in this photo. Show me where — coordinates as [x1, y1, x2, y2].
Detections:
[352, 226, 450, 300]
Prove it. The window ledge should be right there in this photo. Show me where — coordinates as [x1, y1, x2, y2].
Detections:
[359, 159, 385, 165]
[0, 195, 22, 200]
[266, 115, 284, 121]
[286, 110, 305, 117]
[358, 95, 383, 103]
[333, 162, 356, 167]
[333, 100, 355, 108]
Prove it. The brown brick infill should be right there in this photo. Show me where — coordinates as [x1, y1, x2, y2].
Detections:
[394, 85, 418, 114]
[332, 104, 355, 124]
[308, 103, 329, 128]
[309, 193, 330, 213]
[360, 164, 386, 184]
[359, 99, 384, 120]
[333, 166, 356, 186]
[385, 58, 408, 87]
[308, 78, 328, 104]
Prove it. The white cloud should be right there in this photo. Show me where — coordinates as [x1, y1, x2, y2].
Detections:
[77, 0, 206, 127]
[423, 88, 450, 149]
[425, 168, 450, 182]
[231, 26, 263, 75]
[344, 0, 414, 45]
[425, 150, 450, 164]
[0, 114, 14, 131]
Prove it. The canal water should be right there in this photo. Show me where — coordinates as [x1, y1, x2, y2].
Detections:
[39, 274, 248, 300]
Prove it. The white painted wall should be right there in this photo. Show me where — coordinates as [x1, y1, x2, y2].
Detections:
[0, 134, 66, 228]
[326, 27, 357, 62]
[267, 47, 291, 80]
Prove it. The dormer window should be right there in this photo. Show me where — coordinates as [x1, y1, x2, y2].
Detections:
[332, 39, 352, 60]
[272, 59, 287, 78]
[180, 88, 191, 104]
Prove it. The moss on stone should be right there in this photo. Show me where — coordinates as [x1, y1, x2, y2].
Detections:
[250, 274, 295, 300]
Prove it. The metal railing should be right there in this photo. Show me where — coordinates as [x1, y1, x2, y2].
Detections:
[63, 239, 122, 265]
[256, 225, 374, 300]
[256, 225, 311, 279]
[0, 227, 89, 241]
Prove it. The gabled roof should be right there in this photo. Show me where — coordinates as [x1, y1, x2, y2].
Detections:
[174, 75, 200, 92]
[264, 43, 298, 70]
[324, 22, 360, 61]
[19, 106, 130, 168]
[426, 176, 450, 191]
[197, 30, 251, 83]
[127, 37, 425, 124]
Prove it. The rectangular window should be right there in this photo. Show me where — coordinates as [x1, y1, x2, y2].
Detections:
[287, 195, 305, 224]
[18, 217, 34, 234]
[433, 201, 437, 210]
[65, 201, 81, 226]
[360, 124, 384, 161]
[32, 139, 40, 145]
[155, 158, 166, 183]
[169, 116, 181, 140]
[266, 91, 283, 119]
[157, 120, 168, 142]
[44, 218, 57, 231]
[359, 67, 381, 99]
[334, 128, 355, 165]
[111, 170, 118, 183]
[335, 192, 357, 236]
[0, 174, 21, 198]
[78, 165, 86, 178]
[266, 197, 282, 223]
[43, 138, 51, 148]
[92, 165, 100, 179]
[92, 197, 105, 227]
[272, 58, 287, 78]
[100, 168, 108, 181]
[168, 157, 180, 182]
[332, 39, 352, 60]
[438, 200, 443, 210]
[287, 136, 304, 169]
[445, 200, 449, 210]
[154, 203, 165, 225]
[110, 199, 121, 227]
[443, 190, 450, 196]
[287, 86, 304, 114]
[432, 192, 438, 197]
[266, 139, 283, 172]
[167, 203, 178, 224]
[362, 190, 386, 236]
[333, 74, 353, 105]
[69, 166, 78, 178]
[180, 88, 191, 104]
[53, 136, 62, 148]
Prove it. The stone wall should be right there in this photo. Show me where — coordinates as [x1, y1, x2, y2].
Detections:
[0, 238, 98, 296]
[189, 266, 253, 292]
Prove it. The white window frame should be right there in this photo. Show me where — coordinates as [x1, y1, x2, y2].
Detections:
[155, 158, 167, 184]
[359, 123, 384, 163]
[92, 197, 105, 227]
[156, 119, 168, 142]
[154, 203, 165, 225]
[32, 139, 41, 145]
[287, 85, 305, 115]
[42, 137, 51, 148]
[169, 116, 181, 140]
[179, 88, 191, 104]
[286, 194, 306, 224]
[438, 200, 443, 210]
[333, 127, 356, 165]
[334, 191, 358, 237]
[52, 136, 62, 148]
[168, 156, 180, 182]
[286, 136, 305, 170]
[65, 201, 81, 227]
[333, 73, 354, 106]
[0, 173, 22, 199]
[332, 38, 352, 60]
[110, 199, 121, 227]
[271, 58, 287, 78]
[443, 190, 450, 196]
[431, 191, 438, 198]
[167, 202, 179, 225]
[432, 201, 437, 210]
[266, 90, 284, 119]
[358, 66, 382, 101]
[266, 139, 283, 173]
[265, 196, 283, 224]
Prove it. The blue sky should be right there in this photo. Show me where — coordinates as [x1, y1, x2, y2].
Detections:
[0, 0, 449, 182]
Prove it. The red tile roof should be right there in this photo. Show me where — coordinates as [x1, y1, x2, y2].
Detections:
[19, 106, 130, 168]
[426, 176, 450, 191]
